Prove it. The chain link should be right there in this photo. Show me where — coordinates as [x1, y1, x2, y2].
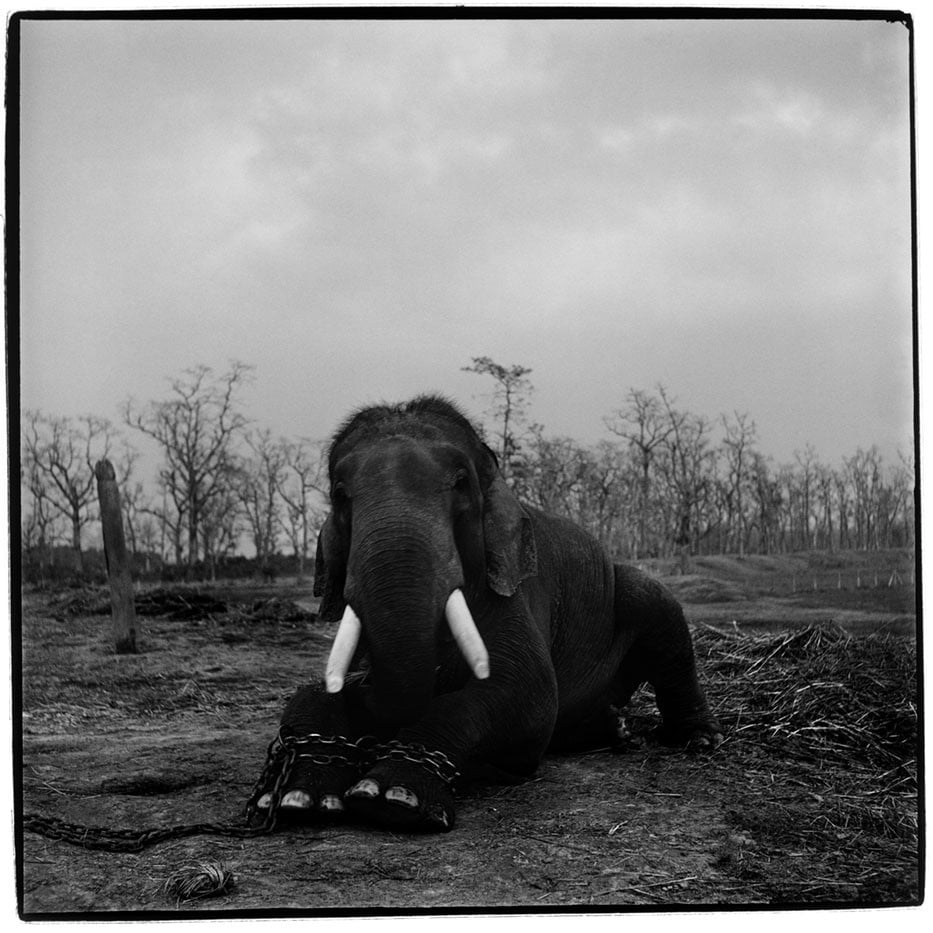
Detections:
[282, 732, 374, 771]
[371, 739, 460, 789]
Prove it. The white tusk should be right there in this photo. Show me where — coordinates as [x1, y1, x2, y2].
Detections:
[326, 604, 362, 693]
[445, 589, 490, 680]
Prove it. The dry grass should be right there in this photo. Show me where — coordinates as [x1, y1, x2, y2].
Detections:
[161, 860, 235, 904]
[695, 623, 917, 777]
[45, 585, 317, 625]
[20, 583, 920, 909]
[683, 623, 919, 903]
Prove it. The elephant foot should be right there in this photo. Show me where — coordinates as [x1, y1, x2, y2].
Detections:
[686, 727, 724, 751]
[252, 732, 370, 824]
[657, 719, 725, 752]
[343, 742, 458, 832]
[256, 788, 346, 820]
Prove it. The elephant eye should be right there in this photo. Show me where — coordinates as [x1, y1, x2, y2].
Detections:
[332, 481, 350, 504]
[452, 470, 470, 493]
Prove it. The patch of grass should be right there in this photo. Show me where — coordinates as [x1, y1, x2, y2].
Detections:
[696, 624, 917, 773]
[692, 624, 919, 905]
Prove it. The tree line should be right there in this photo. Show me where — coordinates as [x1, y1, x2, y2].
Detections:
[463, 358, 915, 567]
[20, 358, 915, 583]
[21, 362, 328, 583]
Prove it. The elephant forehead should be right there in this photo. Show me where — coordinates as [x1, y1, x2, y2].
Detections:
[330, 399, 483, 467]
[346, 436, 466, 487]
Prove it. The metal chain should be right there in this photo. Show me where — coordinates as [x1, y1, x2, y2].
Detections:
[371, 740, 460, 789]
[243, 731, 371, 823]
[279, 732, 374, 771]
[24, 733, 299, 853]
[23, 733, 458, 851]
[21, 812, 274, 852]
[243, 731, 300, 827]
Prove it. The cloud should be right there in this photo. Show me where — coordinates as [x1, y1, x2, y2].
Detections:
[16, 16, 913, 467]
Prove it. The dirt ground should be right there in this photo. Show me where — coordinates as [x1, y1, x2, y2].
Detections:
[15, 563, 920, 918]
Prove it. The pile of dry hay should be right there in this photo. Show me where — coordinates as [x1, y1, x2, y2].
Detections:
[691, 624, 918, 840]
[48, 586, 317, 625]
[224, 597, 318, 625]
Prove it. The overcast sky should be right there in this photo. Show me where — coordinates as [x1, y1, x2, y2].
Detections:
[16, 13, 914, 473]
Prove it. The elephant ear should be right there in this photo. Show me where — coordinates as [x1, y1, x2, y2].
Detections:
[314, 515, 347, 622]
[483, 474, 538, 597]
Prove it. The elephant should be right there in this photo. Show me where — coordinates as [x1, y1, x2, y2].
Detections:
[253, 395, 722, 832]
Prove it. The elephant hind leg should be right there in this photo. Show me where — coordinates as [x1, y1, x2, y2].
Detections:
[619, 645, 723, 749]
[612, 566, 723, 750]
[548, 700, 629, 753]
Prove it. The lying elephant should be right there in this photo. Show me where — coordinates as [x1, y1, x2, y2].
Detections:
[254, 395, 722, 831]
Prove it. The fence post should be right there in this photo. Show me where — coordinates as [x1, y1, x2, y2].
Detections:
[95, 459, 138, 654]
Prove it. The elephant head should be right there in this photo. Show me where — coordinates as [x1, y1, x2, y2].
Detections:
[313, 395, 537, 725]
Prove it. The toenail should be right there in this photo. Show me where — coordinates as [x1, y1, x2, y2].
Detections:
[347, 778, 380, 799]
[385, 786, 419, 809]
[427, 805, 450, 829]
[257, 793, 272, 810]
[320, 794, 344, 812]
[281, 790, 312, 809]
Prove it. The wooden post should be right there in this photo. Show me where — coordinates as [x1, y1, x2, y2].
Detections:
[95, 459, 138, 654]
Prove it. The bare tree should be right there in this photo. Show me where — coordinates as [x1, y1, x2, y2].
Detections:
[748, 452, 783, 555]
[275, 438, 328, 583]
[793, 445, 819, 550]
[135, 514, 161, 575]
[200, 477, 242, 581]
[521, 429, 589, 518]
[657, 387, 714, 572]
[577, 440, 635, 558]
[145, 470, 188, 568]
[720, 411, 758, 557]
[887, 449, 915, 548]
[604, 388, 674, 560]
[835, 468, 852, 551]
[124, 362, 252, 575]
[813, 463, 837, 551]
[234, 428, 287, 574]
[22, 410, 116, 574]
[845, 447, 882, 549]
[462, 356, 534, 480]
[113, 443, 147, 560]
[21, 459, 66, 584]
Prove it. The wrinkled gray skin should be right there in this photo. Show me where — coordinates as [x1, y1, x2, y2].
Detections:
[265, 395, 722, 832]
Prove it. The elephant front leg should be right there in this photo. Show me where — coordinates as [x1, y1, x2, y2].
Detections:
[252, 681, 372, 823]
[344, 739, 460, 831]
[344, 640, 558, 833]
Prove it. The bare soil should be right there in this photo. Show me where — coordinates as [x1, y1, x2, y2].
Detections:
[15, 557, 920, 917]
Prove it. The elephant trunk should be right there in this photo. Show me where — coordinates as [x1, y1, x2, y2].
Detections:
[326, 591, 489, 694]
[327, 514, 489, 724]
[344, 520, 452, 724]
